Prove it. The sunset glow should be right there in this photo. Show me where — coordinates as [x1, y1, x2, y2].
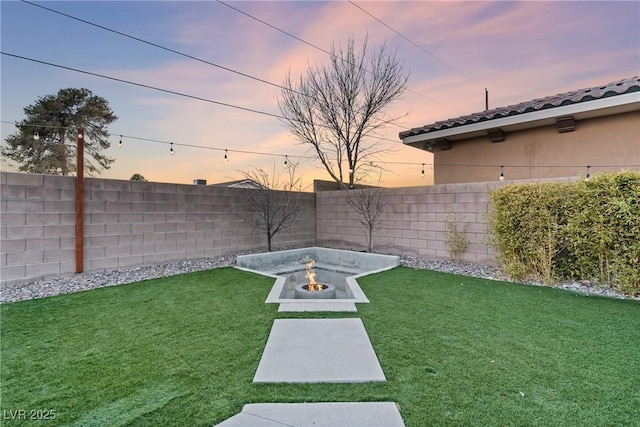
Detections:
[2, 1, 638, 188]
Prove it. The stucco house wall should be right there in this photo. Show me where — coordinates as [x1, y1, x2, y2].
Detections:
[434, 111, 640, 184]
[400, 77, 640, 185]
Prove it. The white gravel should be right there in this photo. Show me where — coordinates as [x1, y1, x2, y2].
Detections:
[1, 251, 637, 304]
[399, 255, 639, 301]
[1, 256, 236, 304]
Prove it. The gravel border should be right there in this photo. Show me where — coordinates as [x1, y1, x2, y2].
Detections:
[398, 255, 639, 301]
[2, 251, 637, 304]
[0, 256, 236, 304]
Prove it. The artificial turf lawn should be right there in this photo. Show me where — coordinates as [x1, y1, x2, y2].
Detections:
[1, 266, 639, 426]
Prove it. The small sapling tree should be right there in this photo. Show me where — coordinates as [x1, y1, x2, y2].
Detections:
[347, 176, 385, 252]
[239, 162, 303, 251]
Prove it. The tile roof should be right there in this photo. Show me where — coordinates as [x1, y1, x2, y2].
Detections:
[399, 76, 640, 139]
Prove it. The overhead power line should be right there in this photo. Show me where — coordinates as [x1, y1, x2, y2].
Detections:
[215, 0, 461, 113]
[2, 51, 402, 144]
[18, 0, 461, 129]
[1, 51, 285, 120]
[348, 0, 468, 79]
[20, 0, 300, 96]
[216, 0, 334, 57]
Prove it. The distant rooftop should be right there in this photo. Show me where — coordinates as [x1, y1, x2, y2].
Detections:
[400, 76, 640, 139]
[209, 179, 266, 189]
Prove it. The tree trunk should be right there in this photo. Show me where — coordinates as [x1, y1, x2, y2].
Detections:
[60, 129, 69, 175]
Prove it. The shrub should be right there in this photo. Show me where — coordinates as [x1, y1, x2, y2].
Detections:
[489, 181, 571, 283]
[489, 171, 640, 295]
[565, 171, 640, 293]
[445, 213, 469, 262]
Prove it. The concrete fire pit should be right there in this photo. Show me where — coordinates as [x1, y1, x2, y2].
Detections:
[294, 283, 336, 299]
[235, 247, 399, 308]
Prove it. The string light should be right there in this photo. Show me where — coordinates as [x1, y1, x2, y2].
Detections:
[118, 135, 122, 147]
[2, 122, 637, 174]
[283, 155, 289, 168]
[585, 165, 591, 181]
[421, 163, 425, 178]
[33, 131, 40, 141]
[224, 149, 228, 163]
[499, 165, 505, 181]
[170, 142, 174, 155]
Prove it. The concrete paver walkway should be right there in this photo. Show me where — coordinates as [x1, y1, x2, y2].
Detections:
[215, 402, 405, 427]
[253, 318, 386, 383]
[277, 301, 357, 312]
[215, 270, 406, 426]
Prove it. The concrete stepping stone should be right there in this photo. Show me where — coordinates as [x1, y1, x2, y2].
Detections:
[253, 318, 386, 383]
[214, 402, 405, 426]
[277, 302, 357, 312]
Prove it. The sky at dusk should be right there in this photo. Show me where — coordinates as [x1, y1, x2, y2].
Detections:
[2, 1, 639, 188]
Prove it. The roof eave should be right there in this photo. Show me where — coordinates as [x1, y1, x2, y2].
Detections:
[402, 92, 640, 147]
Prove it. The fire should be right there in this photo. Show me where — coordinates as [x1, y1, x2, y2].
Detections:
[305, 259, 323, 291]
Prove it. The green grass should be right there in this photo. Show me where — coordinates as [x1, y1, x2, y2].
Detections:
[1, 266, 639, 426]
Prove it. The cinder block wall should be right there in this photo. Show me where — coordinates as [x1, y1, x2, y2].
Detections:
[2, 172, 575, 288]
[1, 172, 315, 288]
[317, 182, 501, 264]
[316, 178, 576, 263]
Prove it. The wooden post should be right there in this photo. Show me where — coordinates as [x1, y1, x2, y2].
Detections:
[75, 128, 84, 273]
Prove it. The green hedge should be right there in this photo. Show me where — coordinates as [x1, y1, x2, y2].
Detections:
[489, 171, 640, 295]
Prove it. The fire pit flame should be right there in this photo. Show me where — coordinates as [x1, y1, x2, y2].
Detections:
[305, 260, 324, 291]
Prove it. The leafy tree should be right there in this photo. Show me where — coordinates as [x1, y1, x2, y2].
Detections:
[2, 88, 117, 175]
[278, 35, 408, 189]
[239, 162, 303, 252]
[130, 173, 147, 182]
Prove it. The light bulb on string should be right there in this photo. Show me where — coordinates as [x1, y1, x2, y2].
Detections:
[118, 135, 122, 148]
[170, 142, 174, 155]
[283, 155, 289, 168]
[224, 149, 228, 163]
[33, 131, 40, 141]
[421, 163, 425, 178]
[499, 165, 505, 181]
[585, 165, 591, 181]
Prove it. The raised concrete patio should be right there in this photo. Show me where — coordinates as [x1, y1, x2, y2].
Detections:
[253, 318, 386, 383]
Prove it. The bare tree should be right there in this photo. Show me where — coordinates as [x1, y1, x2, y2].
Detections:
[347, 177, 386, 252]
[240, 162, 304, 251]
[278, 35, 408, 189]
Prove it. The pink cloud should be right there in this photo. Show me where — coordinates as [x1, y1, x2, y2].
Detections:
[99, 0, 639, 187]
